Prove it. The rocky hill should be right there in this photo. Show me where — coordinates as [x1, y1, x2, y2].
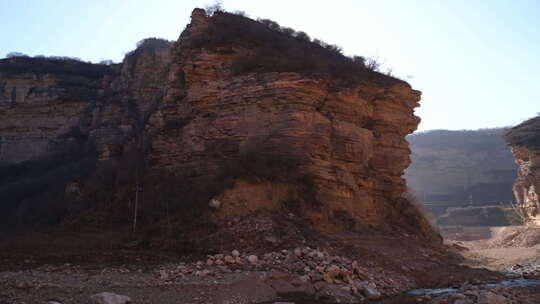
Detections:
[405, 129, 517, 215]
[0, 9, 437, 245]
[4, 8, 523, 303]
[0, 39, 171, 231]
[505, 115, 540, 225]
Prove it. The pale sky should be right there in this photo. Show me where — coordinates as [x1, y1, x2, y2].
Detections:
[1, 0, 538, 131]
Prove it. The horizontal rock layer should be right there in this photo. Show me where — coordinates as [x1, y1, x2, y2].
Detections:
[0, 8, 435, 238]
[0, 43, 171, 163]
[505, 116, 540, 225]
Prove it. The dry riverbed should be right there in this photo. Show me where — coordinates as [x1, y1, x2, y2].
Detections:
[0, 225, 502, 304]
[5, 225, 540, 303]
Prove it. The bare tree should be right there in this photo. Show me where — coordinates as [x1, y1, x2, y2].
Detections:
[366, 56, 382, 72]
[205, 1, 224, 16]
[132, 181, 140, 233]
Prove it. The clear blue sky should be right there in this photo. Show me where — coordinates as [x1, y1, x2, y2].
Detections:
[1, 0, 539, 131]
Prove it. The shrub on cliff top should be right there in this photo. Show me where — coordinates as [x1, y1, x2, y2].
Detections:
[504, 115, 540, 149]
[189, 11, 401, 86]
[0, 56, 113, 78]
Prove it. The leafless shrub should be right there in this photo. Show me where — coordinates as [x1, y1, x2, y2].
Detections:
[401, 189, 440, 234]
[366, 56, 382, 72]
[205, 1, 224, 16]
[189, 10, 402, 86]
[509, 200, 528, 224]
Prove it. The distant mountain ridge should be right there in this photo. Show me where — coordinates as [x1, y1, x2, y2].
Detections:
[405, 128, 517, 215]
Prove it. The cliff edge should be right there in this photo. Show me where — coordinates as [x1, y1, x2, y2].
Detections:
[505, 115, 540, 225]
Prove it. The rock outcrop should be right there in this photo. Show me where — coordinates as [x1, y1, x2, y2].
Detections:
[147, 9, 431, 236]
[0, 9, 436, 240]
[0, 39, 172, 164]
[0, 58, 110, 163]
[0, 43, 172, 230]
[405, 129, 517, 215]
[505, 116, 540, 225]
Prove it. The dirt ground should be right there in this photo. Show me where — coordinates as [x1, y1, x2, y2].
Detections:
[3, 222, 540, 303]
[0, 220, 501, 304]
[444, 226, 540, 271]
[439, 226, 540, 303]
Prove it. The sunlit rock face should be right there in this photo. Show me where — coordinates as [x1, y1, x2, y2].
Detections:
[149, 9, 433, 236]
[505, 116, 540, 225]
[0, 40, 172, 163]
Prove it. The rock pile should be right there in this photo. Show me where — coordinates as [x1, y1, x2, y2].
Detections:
[153, 247, 393, 301]
[508, 263, 540, 280]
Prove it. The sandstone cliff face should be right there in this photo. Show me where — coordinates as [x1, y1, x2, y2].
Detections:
[505, 116, 540, 225]
[0, 46, 172, 230]
[0, 9, 435, 239]
[0, 59, 108, 163]
[85, 40, 171, 160]
[149, 9, 428, 235]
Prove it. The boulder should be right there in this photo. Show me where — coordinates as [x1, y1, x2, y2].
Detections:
[90, 292, 131, 304]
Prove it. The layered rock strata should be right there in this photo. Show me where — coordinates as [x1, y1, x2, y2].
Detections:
[0, 41, 171, 163]
[0, 8, 434, 238]
[505, 116, 540, 225]
[406, 129, 517, 212]
[0, 59, 109, 162]
[149, 9, 429, 235]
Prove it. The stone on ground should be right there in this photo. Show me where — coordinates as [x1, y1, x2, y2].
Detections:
[90, 292, 132, 304]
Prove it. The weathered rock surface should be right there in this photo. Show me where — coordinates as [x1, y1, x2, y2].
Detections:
[0, 8, 437, 241]
[148, 9, 432, 236]
[0, 39, 172, 164]
[0, 58, 109, 163]
[505, 116, 540, 225]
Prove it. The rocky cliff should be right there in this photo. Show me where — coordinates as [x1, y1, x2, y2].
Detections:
[148, 9, 430, 237]
[0, 42, 172, 230]
[406, 129, 517, 215]
[0, 58, 111, 163]
[0, 39, 171, 164]
[0, 9, 436, 241]
[505, 116, 540, 225]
